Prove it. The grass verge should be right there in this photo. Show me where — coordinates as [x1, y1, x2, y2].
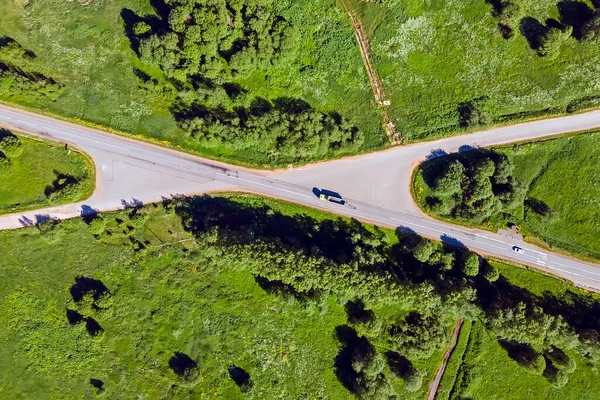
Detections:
[0, 129, 93, 215]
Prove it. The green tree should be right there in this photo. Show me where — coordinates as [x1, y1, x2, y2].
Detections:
[434, 159, 465, 195]
[412, 239, 436, 263]
[582, 10, 600, 41]
[482, 262, 499, 282]
[538, 26, 572, 59]
[462, 252, 480, 277]
[0, 152, 9, 170]
[492, 155, 513, 184]
[387, 313, 447, 359]
[132, 21, 151, 36]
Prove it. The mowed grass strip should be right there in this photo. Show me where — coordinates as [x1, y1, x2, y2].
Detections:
[0, 131, 93, 214]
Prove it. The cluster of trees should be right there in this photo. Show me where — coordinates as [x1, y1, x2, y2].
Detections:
[0, 36, 62, 100]
[136, 0, 298, 83]
[424, 150, 519, 222]
[127, 1, 362, 162]
[44, 169, 86, 202]
[168, 195, 600, 393]
[334, 326, 396, 399]
[176, 97, 363, 160]
[488, 0, 600, 58]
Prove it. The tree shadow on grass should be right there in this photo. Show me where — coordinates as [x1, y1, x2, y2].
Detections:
[519, 17, 548, 50]
[558, 0, 594, 39]
[228, 365, 253, 392]
[169, 352, 199, 380]
[70, 276, 109, 303]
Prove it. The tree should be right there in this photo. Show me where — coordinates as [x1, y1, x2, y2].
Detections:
[387, 313, 447, 359]
[492, 155, 513, 184]
[412, 239, 436, 263]
[582, 10, 600, 42]
[462, 252, 480, 277]
[88, 217, 106, 236]
[472, 157, 495, 179]
[0, 153, 9, 170]
[482, 262, 499, 282]
[538, 26, 572, 59]
[434, 159, 465, 195]
[545, 347, 576, 374]
[386, 351, 422, 392]
[132, 21, 151, 36]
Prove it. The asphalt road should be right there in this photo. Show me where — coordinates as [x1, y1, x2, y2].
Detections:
[2, 104, 600, 290]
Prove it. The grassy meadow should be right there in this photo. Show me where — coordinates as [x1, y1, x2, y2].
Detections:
[0, 129, 93, 214]
[348, 0, 600, 140]
[0, 195, 443, 399]
[2, 194, 600, 398]
[414, 131, 600, 260]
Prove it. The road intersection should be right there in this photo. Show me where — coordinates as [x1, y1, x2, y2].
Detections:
[2, 104, 600, 290]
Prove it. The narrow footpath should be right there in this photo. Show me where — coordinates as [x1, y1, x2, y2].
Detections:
[345, 9, 400, 144]
[427, 319, 464, 400]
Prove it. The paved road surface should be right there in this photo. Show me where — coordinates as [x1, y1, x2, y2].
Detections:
[1, 104, 600, 290]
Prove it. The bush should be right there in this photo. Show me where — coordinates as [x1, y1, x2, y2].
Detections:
[403, 369, 422, 392]
[0, 152, 9, 170]
[88, 217, 107, 235]
[0, 131, 22, 158]
[538, 26, 572, 59]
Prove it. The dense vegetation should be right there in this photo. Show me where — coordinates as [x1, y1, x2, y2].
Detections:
[0, 129, 93, 214]
[2, 194, 600, 398]
[349, 0, 600, 141]
[0, 0, 381, 166]
[415, 131, 600, 259]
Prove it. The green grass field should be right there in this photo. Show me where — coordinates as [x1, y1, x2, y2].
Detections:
[0, 0, 383, 167]
[0, 130, 93, 214]
[0, 195, 443, 399]
[2, 194, 600, 398]
[414, 131, 600, 260]
[348, 0, 600, 141]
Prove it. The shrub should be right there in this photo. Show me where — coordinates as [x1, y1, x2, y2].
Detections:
[0, 131, 22, 158]
[403, 369, 422, 392]
[538, 26, 572, 59]
[0, 152, 9, 170]
[88, 217, 107, 235]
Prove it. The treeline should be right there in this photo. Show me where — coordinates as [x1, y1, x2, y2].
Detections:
[421, 149, 520, 223]
[168, 195, 600, 393]
[124, 0, 364, 163]
[0, 36, 62, 101]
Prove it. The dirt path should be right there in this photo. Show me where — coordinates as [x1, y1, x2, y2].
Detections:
[427, 318, 464, 400]
[345, 10, 400, 144]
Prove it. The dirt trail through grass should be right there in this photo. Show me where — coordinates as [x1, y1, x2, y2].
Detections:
[427, 318, 464, 400]
[340, 3, 399, 144]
